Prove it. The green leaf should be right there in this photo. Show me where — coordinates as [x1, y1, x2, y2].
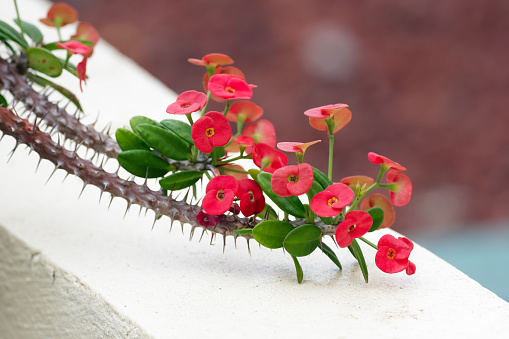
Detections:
[248, 168, 261, 180]
[26, 47, 62, 77]
[313, 166, 333, 190]
[137, 124, 190, 161]
[252, 220, 294, 249]
[0, 20, 28, 48]
[234, 229, 253, 235]
[129, 116, 160, 135]
[256, 172, 307, 218]
[0, 94, 7, 107]
[349, 239, 369, 283]
[257, 204, 278, 220]
[367, 207, 384, 232]
[160, 119, 193, 145]
[159, 171, 203, 191]
[115, 128, 150, 152]
[283, 224, 322, 257]
[319, 242, 342, 270]
[291, 256, 304, 283]
[117, 150, 173, 178]
[27, 73, 83, 111]
[43, 39, 95, 51]
[14, 19, 43, 44]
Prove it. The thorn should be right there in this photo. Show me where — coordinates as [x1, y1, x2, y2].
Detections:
[169, 218, 175, 232]
[210, 233, 215, 245]
[246, 238, 251, 256]
[78, 182, 88, 198]
[222, 231, 226, 253]
[234, 234, 238, 249]
[330, 235, 339, 248]
[108, 196, 115, 210]
[99, 190, 104, 203]
[7, 141, 20, 163]
[152, 214, 159, 230]
[138, 205, 143, 216]
[62, 172, 70, 183]
[123, 201, 131, 219]
[35, 157, 42, 172]
[189, 226, 196, 241]
[45, 165, 60, 184]
[181, 222, 184, 235]
[48, 122, 60, 135]
[198, 228, 207, 242]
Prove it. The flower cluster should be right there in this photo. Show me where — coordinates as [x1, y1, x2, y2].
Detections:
[114, 52, 416, 283]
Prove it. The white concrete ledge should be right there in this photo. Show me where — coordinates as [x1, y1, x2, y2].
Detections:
[1, 1, 509, 338]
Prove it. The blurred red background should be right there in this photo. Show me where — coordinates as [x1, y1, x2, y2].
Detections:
[58, 0, 509, 235]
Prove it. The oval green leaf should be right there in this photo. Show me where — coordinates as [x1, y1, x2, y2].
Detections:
[367, 207, 384, 232]
[283, 224, 322, 257]
[26, 47, 62, 77]
[0, 20, 28, 48]
[115, 128, 150, 152]
[312, 166, 333, 189]
[0, 94, 7, 108]
[159, 171, 203, 191]
[137, 124, 190, 161]
[256, 172, 307, 218]
[117, 150, 173, 178]
[14, 19, 43, 44]
[257, 204, 278, 220]
[129, 116, 160, 135]
[252, 220, 294, 249]
[160, 119, 193, 145]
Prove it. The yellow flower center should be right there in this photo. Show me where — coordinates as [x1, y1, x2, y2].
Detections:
[181, 104, 191, 108]
[248, 191, 254, 202]
[348, 224, 356, 232]
[225, 86, 236, 94]
[327, 197, 338, 207]
[216, 190, 225, 200]
[206, 128, 215, 137]
[387, 248, 396, 259]
[288, 175, 299, 183]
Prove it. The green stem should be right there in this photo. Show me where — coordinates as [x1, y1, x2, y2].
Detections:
[200, 91, 211, 117]
[56, 26, 62, 42]
[375, 165, 388, 184]
[186, 113, 194, 126]
[223, 100, 232, 116]
[13, 0, 25, 38]
[328, 132, 334, 180]
[359, 237, 378, 250]
[215, 154, 251, 165]
[221, 167, 249, 174]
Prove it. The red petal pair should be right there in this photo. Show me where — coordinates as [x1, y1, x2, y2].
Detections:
[166, 90, 208, 115]
[271, 163, 313, 197]
[375, 234, 416, 275]
[334, 210, 373, 248]
[252, 143, 287, 173]
[191, 112, 232, 153]
[202, 175, 238, 215]
[208, 74, 256, 100]
[310, 183, 354, 217]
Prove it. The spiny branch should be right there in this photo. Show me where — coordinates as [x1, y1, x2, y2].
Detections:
[0, 57, 121, 158]
[0, 106, 258, 240]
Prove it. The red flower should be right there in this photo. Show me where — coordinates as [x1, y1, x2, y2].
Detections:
[271, 163, 313, 197]
[208, 74, 256, 100]
[188, 53, 234, 68]
[191, 111, 232, 153]
[334, 210, 373, 248]
[242, 119, 276, 154]
[40, 3, 78, 28]
[166, 90, 208, 115]
[71, 22, 99, 57]
[340, 175, 374, 190]
[196, 210, 222, 227]
[387, 169, 412, 206]
[203, 66, 245, 102]
[77, 57, 87, 92]
[360, 194, 395, 229]
[305, 104, 352, 134]
[202, 175, 238, 215]
[236, 179, 265, 216]
[310, 183, 354, 217]
[277, 140, 321, 155]
[375, 234, 416, 275]
[234, 136, 254, 147]
[226, 101, 263, 123]
[368, 152, 406, 171]
[56, 41, 90, 56]
[252, 143, 288, 173]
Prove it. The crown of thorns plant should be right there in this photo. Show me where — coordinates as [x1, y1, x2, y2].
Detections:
[0, 2, 415, 283]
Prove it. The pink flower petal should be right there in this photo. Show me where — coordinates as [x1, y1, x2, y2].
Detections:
[368, 152, 406, 171]
[387, 169, 412, 206]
